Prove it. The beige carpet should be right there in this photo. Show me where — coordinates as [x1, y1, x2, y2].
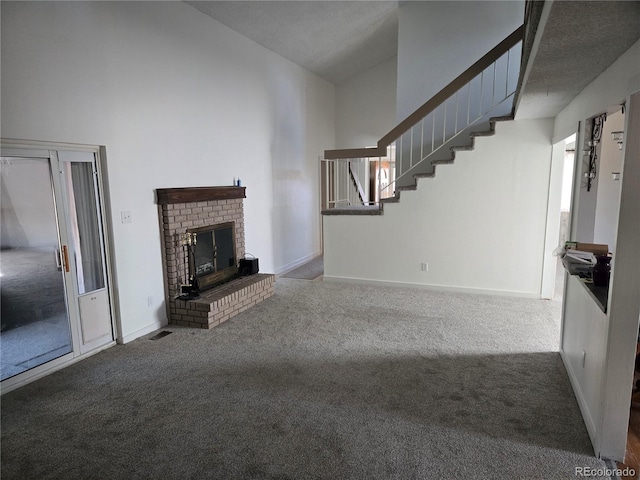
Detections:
[280, 255, 323, 280]
[0, 278, 608, 479]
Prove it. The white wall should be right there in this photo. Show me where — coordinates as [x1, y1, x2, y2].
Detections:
[593, 110, 624, 254]
[335, 56, 397, 149]
[574, 120, 600, 244]
[573, 111, 625, 248]
[324, 118, 553, 297]
[396, 1, 524, 122]
[540, 137, 569, 300]
[561, 138, 576, 212]
[556, 39, 640, 460]
[0, 1, 335, 341]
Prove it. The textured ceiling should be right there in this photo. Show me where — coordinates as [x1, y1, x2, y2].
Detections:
[516, 1, 640, 119]
[186, 1, 399, 84]
[186, 1, 640, 116]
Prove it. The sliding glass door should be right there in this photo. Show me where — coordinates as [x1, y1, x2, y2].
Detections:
[0, 146, 114, 385]
[0, 157, 73, 380]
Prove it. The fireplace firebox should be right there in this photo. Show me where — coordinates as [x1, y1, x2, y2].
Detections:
[186, 222, 238, 292]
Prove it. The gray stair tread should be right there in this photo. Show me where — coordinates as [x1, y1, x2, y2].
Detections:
[322, 206, 382, 215]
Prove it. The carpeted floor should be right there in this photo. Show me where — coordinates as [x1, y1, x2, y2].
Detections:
[0, 278, 608, 479]
[280, 255, 323, 280]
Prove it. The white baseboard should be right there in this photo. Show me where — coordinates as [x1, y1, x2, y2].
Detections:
[322, 275, 540, 298]
[118, 318, 168, 344]
[275, 251, 322, 276]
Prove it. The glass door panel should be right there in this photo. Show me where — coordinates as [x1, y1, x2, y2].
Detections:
[58, 153, 113, 352]
[0, 158, 73, 381]
[63, 161, 105, 294]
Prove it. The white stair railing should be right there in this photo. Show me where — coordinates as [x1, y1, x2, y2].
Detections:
[322, 25, 524, 211]
[322, 159, 368, 209]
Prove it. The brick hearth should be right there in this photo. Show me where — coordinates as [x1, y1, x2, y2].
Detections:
[156, 186, 274, 329]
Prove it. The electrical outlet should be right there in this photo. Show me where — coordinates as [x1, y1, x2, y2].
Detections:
[121, 211, 132, 224]
[420, 262, 429, 271]
[581, 350, 586, 368]
[147, 296, 153, 307]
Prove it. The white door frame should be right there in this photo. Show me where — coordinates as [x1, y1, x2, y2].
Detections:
[540, 132, 577, 299]
[0, 139, 119, 394]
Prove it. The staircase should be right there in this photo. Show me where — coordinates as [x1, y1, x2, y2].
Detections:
[382, 114, 515, 203]
[321, 26, 524, 215]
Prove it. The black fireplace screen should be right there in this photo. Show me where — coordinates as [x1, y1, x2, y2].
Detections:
[188, 222, 237, 290]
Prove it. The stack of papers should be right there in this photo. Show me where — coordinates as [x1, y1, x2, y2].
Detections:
[564, 250, 596, 265]
[563, 249, 596, 276]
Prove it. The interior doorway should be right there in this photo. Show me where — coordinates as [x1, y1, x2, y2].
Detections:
[555, 133, 577, 300]
[0, 143, 116, 392]
[559, 135, 576, 250]
[541, 131, 577, 301]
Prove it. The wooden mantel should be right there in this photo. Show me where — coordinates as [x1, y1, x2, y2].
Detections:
[155, 186, 246, 205]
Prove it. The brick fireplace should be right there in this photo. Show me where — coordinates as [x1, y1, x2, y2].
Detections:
[156, 186, 274, 329]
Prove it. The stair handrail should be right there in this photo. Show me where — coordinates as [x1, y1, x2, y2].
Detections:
[324, 25, 525, 161]
[348, 162, 367, 205]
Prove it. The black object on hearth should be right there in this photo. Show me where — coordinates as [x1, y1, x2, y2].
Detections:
[239, 258, 259, 276]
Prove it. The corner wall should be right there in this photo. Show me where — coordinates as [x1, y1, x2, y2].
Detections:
[0, 1, 335, 341]
[324, 118, 553, 296]
[556, 39, 640, 461]
[335, 56, 397, 149]
[594, 110, 625, 253]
